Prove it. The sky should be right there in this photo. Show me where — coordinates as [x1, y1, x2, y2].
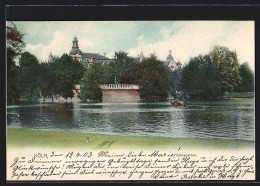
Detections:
[11, 21, 255, 71]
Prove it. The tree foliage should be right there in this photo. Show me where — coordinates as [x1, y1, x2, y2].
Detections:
[210, 46, 241, 93]
[7, 22, 25, 104]
[170, 68, 183, 96]
[7, 25, 253, 104]
[133, 54, 170, 101]
[234, 62, 254, 92]
[38, 54, 85, 101]
[182, 55, 223, 99]
[57, 80, 74, 102]
[38, 63, 58, 102]
[79, 63, 112, 102]
[18, 52, 40, 101]
[54, 54, 85, 84]
[7, 22, 25, 59]
[16, 52, 86, 102]
[111, 51, 136, 83]
[121, 69, 136, 84]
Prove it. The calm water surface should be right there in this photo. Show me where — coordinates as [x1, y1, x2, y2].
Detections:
[7, 102, 254, 141]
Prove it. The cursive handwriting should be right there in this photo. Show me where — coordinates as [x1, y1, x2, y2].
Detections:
[8, 150, 255, 180]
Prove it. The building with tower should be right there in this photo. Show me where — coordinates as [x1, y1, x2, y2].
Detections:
[165, 50, 182, 71]
[134, 49, 182, 71]
[176, 61, 182, 69]
[69, 36, 112, 67]
[134, 51, 145, 62]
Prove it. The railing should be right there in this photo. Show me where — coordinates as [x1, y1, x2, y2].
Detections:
[100, 84, 139, 90]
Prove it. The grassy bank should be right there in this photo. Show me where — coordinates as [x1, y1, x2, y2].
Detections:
[7, 128, 254, 150]
[223, 92, 254, 98]
[190, 98, 254, 105]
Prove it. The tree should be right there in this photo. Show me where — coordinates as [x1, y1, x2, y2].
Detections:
[182, 55, 223, 99]
[170, 68, 183, 96]
[54, 53, 85, 84]
[7, 22, 25, 104]
[121, 69, 136, 84]
[58, 80, 74, 102]
[18, 52, 40, 101]
[38, 63, 59, 102]
[79, 63, 111, 102]
[133, 54, 170, 101]
[234, 62, 254, 92]
[210, 46, 241, 93]
[102, 64, 114, 84]
[19, 51, 39, 66]
[111, 51, 136, 83]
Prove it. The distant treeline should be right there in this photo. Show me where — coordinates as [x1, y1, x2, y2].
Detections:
[7, 22, 254, 104]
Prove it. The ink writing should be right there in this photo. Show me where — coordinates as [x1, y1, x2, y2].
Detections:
[7, 150, 255, 180]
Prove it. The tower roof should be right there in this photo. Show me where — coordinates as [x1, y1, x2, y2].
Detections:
[166, 50, 174, 61]
[69, 48, 82, 55]
[139, 51, 144, 62]
[73, 36, 78, 41]
[176, 61, 182, 65]
[70, 36, 81, 55]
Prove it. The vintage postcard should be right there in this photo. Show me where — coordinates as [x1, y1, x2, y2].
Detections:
[6, 20, 255, 181]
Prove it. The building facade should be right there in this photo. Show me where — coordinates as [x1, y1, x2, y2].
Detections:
[165, 50, 182, 71]
[134, 49, 182, 71]
[69, 36, 113, 67]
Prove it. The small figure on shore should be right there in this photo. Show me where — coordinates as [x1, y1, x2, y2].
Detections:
[85, 137, 91, 143]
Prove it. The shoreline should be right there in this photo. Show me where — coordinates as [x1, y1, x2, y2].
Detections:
[7, 97, 254, 106]
[7, 128, 254, 150]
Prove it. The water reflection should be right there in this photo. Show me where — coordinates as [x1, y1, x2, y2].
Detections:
[182, 104, 254, 140]
[7, 102, 254, 141]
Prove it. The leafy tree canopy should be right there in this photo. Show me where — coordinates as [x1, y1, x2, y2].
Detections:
[7, 22, 25, 59]
[54, 53, 85, 84]
[38, 63, 58, 102]
[134, 54, 170, 101]
[235, 62, 254, 92]
[182, 55, 223, 99]
[170, 68, 183, 96]
[7, 22, 25, 104]
[210, 46, 241, 93]
[19, 51, 39, 67]
[18, 52, 41, 101]
[58, 80, 74, 101]
[79, 63, 111, 102]
[111, 51, 136, 83]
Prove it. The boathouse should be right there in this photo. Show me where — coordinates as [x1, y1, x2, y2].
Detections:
[100, 84, 140, 102]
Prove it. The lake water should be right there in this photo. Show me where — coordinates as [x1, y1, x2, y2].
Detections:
[7, 101, 255, 141]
